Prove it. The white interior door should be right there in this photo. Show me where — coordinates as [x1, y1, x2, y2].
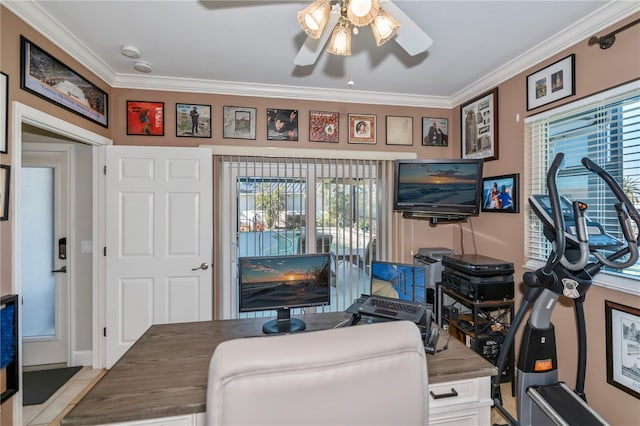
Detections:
[21, 148, 69, 366]
[105, 146, 212, 368]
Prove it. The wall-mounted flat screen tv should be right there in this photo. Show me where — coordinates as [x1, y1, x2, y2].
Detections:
[394, 159, 484, 217]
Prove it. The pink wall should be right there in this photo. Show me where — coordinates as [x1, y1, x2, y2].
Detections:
[2, 5, 639, 423]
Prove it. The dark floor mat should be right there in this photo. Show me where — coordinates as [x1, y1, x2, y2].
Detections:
[23, 366, 82, 406]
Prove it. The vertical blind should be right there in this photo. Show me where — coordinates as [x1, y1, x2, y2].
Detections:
[216, 154, 396, 319]
[525, 81, 640, 287]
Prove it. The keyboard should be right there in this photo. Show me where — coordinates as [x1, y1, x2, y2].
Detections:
[358, 294, 430, 324]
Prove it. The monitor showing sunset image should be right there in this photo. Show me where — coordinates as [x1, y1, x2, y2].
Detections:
[238, 253, 331, 312]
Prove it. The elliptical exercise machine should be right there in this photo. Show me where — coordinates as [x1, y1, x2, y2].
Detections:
[492, 153, 640, 426]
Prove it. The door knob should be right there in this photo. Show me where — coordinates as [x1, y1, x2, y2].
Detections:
[191, 263, 209, 271]
[52, 266, 67, 273]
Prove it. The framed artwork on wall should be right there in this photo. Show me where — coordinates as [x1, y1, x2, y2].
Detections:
[461, 88, 498, 161]
[526, 54, 575, 111]
[176, 103, 211, 138]
[20, 36, 108, 128]
[605, 300, 640, 399]
[309, 111, 339, 143]
[223, 106, 256, 140]
[267, 108, 298, 141]
[1, 72, 7, 154]
[481, 173, 519, 213]
[126, 101, 164, 136]
[386, 116, 413, 146]
[348, 113, 376, 144]
[0, 164, 10, 221]
[422, 117, 448, 146]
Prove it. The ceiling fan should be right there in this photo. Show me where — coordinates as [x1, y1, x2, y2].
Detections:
[294, 0, 433, 66]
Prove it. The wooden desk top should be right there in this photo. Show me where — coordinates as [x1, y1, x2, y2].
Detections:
[62, 312, 497, 425]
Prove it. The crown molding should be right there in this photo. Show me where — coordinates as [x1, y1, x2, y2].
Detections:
[450, 1, 640, 106]
[4, 0, 117, 85]
[5, 0, 638, 109]
[111, 73, 453, 108]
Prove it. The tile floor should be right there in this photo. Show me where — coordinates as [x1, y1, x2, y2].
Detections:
[22, 366, 105, 426]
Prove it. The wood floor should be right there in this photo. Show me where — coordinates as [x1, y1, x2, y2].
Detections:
[491, 382, 517, 425]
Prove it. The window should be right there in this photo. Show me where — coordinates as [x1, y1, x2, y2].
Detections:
[215, 151, 402, 319]
[525, 81, 640, 295]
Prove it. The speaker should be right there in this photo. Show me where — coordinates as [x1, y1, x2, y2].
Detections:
[442, 304, 458, 321]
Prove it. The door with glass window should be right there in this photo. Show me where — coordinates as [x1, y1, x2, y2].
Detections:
[21, 149, 69, 366]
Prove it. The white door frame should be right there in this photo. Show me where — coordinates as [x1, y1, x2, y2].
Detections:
[10, 102, 111, 423]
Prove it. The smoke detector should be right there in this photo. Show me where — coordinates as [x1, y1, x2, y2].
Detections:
[121, 45, 142, 59]
[133, 60, 152, 73]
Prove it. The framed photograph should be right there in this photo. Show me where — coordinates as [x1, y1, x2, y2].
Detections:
[422, 117, 448, 146]
[461, 88, 498, 161]
[267, 109, 298, 141]
[0, 164, 10, 221]
[481, 173, 519, 213]
[605, 300, 640, 399]
[309, 111, 339, 143]
[386, 116, 413, 146]
[126, 101, 164, 136]
[348, 113, 376, 144]
[1, 72, 7, 154]
[527, 54, 575, 111]
[223, 106, 256, 140]
[20, 36, 108, 128]
[176, 103, 211, 138]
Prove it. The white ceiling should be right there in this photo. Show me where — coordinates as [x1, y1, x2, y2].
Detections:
[5, 1, 639, 107]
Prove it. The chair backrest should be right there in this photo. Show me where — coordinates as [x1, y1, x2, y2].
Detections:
[206, 321, 429, 426]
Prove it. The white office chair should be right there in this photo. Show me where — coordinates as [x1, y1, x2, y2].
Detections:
[206, 320, 429, 426]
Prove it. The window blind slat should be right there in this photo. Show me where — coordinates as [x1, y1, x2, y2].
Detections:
[525, 85, 640, 287]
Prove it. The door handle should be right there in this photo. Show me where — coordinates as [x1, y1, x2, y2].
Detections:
[191, 263, 209, 271]
[52, 266, 67, 273]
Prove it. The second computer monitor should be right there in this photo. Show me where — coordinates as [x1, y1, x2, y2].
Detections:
[370, 261, 428, 304]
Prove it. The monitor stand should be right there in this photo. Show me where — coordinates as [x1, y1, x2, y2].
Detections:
[262, 308, 306, 334]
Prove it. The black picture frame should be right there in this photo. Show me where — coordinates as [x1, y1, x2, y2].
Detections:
[0, 164, 10, 221]
[267, 108, 298, 141]
[176, 103, 212, 138]
[126, 101, 164, 136]
[422, 117, 448, 146]
[309, 111, 339, 143]
[223, 106, 257, 140]
[1, 71, 7, 154]
[461, 88, 498, 161]
[481, 173, 519, 213]
[605, 300, 640, 399]
[526, 54, 575, 111]
[385, 116, 413, 146]
[19, 36, 108, 128]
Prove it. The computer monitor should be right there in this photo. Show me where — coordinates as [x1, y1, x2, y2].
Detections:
[238, 253, 332, 334]
[370, 260, 429, 304]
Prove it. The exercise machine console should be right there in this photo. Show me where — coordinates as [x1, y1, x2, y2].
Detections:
[492, 154, 640, 425]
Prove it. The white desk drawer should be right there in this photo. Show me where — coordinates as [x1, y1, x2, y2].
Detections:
[428, 377, 492, 426]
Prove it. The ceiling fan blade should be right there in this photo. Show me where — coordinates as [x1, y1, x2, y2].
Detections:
[294, 12, 340, 66]
[381, 0, 433, 56]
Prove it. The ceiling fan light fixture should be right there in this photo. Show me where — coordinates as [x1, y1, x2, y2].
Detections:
[346, 0, 379, 27]
[327, 19, 352, 56]
[371, 8, 400, 46]
[297, 0, 332, 39]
